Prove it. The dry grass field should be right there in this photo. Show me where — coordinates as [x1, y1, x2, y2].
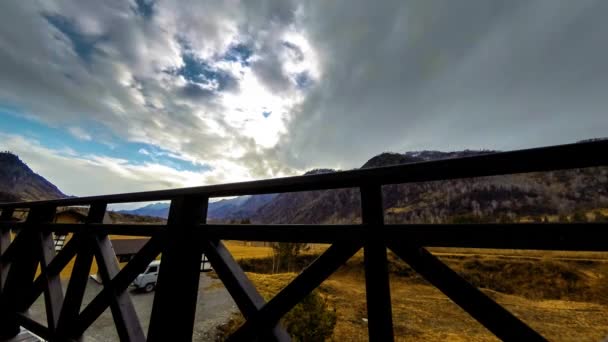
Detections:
[244, 265, 608, 341]
[223, 241, 274, 259]
[220, 244, 608, 341]
[324, 272, 608, 341]
[23, 236, 608, 341]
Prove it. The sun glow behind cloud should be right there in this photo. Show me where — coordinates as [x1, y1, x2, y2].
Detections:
[1, 0, 608, 202]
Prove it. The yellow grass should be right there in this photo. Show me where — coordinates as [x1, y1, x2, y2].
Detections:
[224, 241, 274, 259]
[428, 247, 608, 261]
[244, 270, 608, 341]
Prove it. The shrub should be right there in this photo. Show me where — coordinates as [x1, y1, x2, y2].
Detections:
[283, 290, 337, 341]
[216, 290, 336, 341]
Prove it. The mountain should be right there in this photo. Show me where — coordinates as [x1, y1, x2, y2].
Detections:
[251, 150, 608, 224]
[118, 194, 277, 220]
[208, 194, 277, 220]
[118, 202, 170, 218]
[0, 152, 66, 202]
[120, 149, 608, 224]
[7, 145, 602, 225]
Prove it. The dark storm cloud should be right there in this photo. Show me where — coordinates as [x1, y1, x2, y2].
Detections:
[279, 0, 608, 169]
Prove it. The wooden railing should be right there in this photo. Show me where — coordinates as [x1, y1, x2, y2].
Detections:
[1, 140, 607, 341]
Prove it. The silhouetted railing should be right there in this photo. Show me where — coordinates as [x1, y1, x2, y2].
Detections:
[1, 140, 607, 341]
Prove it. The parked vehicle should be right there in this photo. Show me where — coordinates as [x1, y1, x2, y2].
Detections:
[132, 255, 213, 292]
[132, 260, 160, 292]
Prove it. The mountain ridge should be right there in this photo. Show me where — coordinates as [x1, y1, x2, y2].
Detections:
[4, 146, 606, 224]
[250, 149, 608, 224]
[0, 151, 66, 202]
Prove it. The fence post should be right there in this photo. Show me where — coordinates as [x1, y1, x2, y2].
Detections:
[0, 208, 15, 294]
[360, 184, 394, 342]
[147, 196, 207, 342]
[0, 205, 56, 339]
[56, 203, 107, 341]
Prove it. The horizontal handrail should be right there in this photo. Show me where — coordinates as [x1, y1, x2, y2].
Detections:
[2, 220, 607, 251]
[0, 140, 606, 209]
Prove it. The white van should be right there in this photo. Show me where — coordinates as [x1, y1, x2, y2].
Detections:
[132, 255, 213, 292]
[132, 260, 160, 292]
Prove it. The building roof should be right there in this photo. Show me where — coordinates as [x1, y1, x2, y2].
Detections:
[110, 238, 149, 256]
[55, 208, 88, 221]
[55, 207, 113, 224]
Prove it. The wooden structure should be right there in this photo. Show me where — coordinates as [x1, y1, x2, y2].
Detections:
[0, 140, 607, 341]
[109, 238, 149, 263]
[53, 209, 149, 259]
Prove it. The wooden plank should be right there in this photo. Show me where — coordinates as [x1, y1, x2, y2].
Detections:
[26, 235, 80, 309]
[75, 235, 163, 337]
[387, 243, 547, 341]
[0, 206, 55, 339]
[37, 230, 64, 333]
[227, 242, 361, 341]
[7, 221, 604, 250]
[147, 196, 206, 342]
[15, 313, 50, 340]
[0, 228, 29, 265]
[93, 233, 145, 342]
[360, 185, 394, 342]
[56, 203, 106, 341]
[201, 239, 290, 342]
[202, 239, 265, 314]
[199, 223, 608, 251]
[0, 223, 166, 236]
[9, 328, 45, 342]
[379, 223, 608, 251]
[0, 208, 15, 292]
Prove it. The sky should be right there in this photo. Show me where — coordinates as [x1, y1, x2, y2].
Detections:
[1, 0, 607, 201]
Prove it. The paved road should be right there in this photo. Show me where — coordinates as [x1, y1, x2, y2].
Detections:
[27, 272, 238, 341]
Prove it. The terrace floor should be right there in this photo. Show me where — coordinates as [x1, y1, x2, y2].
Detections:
[6, 328, 43, 342]
[21, 272, 236, 342]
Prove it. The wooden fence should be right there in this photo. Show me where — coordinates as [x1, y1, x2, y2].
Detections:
[1, 140, 607, 341]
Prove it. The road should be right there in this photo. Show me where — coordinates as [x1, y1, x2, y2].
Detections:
[27, 272, 238, 341]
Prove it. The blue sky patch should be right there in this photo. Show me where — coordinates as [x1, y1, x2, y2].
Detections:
[134, 0, 155, 18]
[0, 108, 210, 173]
[262, 111, 272, 118]
[174, 52, 238, 92]
[295, 72, 314, 89]
[222, 43, 253, 66]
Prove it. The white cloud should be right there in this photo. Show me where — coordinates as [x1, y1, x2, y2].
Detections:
[1, 0, 608, 195]
[2, 133, 203, 195]
[67, 126, 92, 141]
[138, 148, 150, 156]
[1, 132, 298, 208]
[0, 1, 314, 181]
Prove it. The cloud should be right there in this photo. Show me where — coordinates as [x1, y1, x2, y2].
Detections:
[67, 126, 92, 141]
[2, 133, 195, 195]
[276, 0, 608, 169]
[0, 1, 312, 179]
[1, 0, 608, 193]
[1, 132, 262, 200]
